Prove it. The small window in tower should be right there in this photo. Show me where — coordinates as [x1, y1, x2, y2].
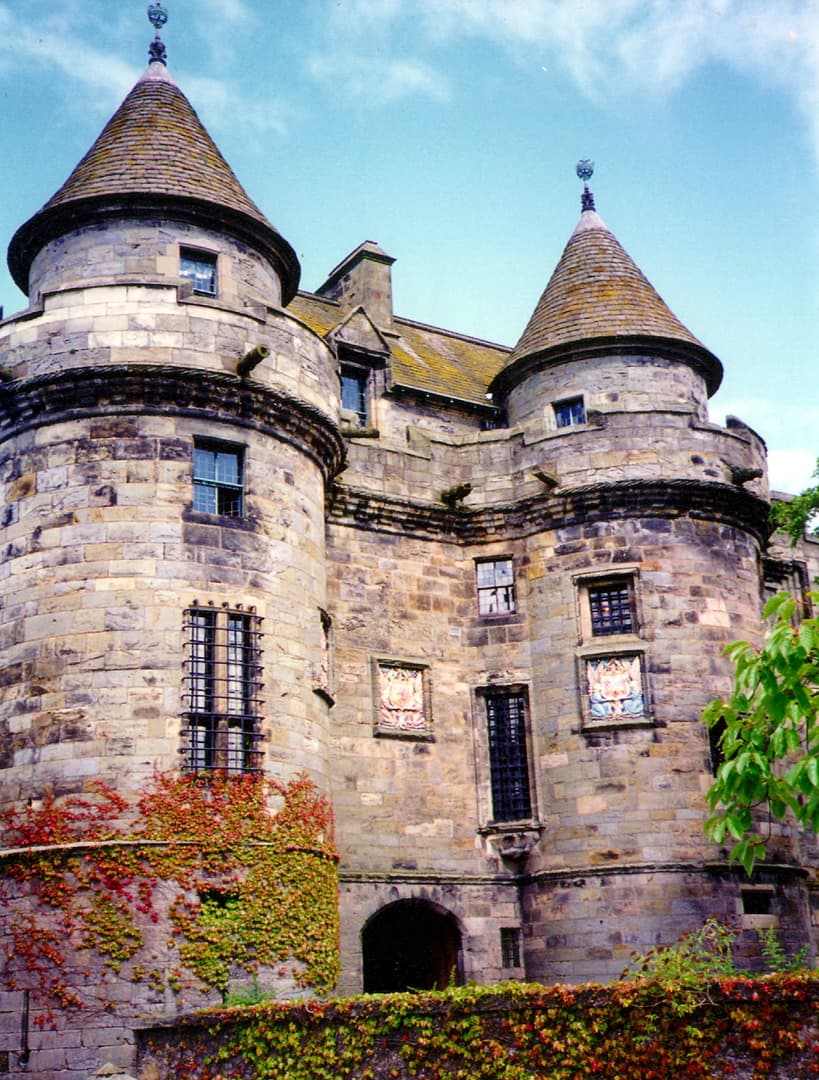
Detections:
[554, 396, 586, 428]
[476, 558, 516, 616]
[193, 440, 244, 517]
[180, 247, 218, 296]
[182, 604, 263, 774]
[484, 688, 532, 823]
[500, 927, 522, 969]
[588, 579, 636, 636]
[341, 367, 369, 427]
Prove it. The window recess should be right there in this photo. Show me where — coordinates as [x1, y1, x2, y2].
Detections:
[476, 558, 516, 616]
[553, 396, 585, 428]
[193, 440, 244, 517]
[483, 688, 533, 823]
[182, 604, 263, 774]
[340, 366, 370, 427]
[180, 247, 218, 296]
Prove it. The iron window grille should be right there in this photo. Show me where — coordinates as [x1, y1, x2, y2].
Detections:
[341, 368, 369, 427]
[180, 247, 217, 296]
[193, 440, 243, 517]
[500, 927, 522, 968]
[554, 396, 586, 428]
[182, 605, 263, 774]
[476, 558, 516, 616]
[588, 580, 635, 636]
[485, 690, 532, 822]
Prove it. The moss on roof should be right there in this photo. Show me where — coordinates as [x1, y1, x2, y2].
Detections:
[508, 210, 707, 366]
[8, 64, 299, 298]
[289, 293, 509, 406]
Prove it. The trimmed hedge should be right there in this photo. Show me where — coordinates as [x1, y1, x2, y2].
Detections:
[137, 974, 819, 1079]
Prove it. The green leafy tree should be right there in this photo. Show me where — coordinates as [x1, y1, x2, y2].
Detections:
[769, 458, 819, 544]
[703, 591, 819, 874]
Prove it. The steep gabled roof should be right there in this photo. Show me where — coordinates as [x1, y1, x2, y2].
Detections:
[290, 291, 509, 409]
[499, 206, 722, 395]
[8, 62, 299, 300]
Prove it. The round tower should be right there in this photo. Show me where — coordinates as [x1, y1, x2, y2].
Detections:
[0, 14, 342, 1070]
[489, 167, 809, 982]
[0, 23, 342, 810]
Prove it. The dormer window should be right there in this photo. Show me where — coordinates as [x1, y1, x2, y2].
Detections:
[181, 247, 218, 296]
[341, 367, 369, 427]
[554, 396, 585, 428]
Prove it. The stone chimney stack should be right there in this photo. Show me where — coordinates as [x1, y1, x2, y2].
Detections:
[316, 241, 395, 329]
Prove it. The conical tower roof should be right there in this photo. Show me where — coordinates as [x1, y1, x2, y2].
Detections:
[495, 194, 722, 396]
[8, 62, 299, 301]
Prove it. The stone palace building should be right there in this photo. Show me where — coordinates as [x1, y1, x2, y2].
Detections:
[0, 11, 817, 1077]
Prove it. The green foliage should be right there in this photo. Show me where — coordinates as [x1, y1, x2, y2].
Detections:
[225, 976, 279, 1007]
[703, 591, 819, 874]
[769, 458, 819, 544]
[140, 976, 819, 1079]
[623, 917, 738, 1009]
[756, 925, 809, 975]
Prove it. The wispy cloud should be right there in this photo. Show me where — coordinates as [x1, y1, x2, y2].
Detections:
[0, 0, 292, 138]
[306, 52, 449, 104]
[310, 0, 819, 163]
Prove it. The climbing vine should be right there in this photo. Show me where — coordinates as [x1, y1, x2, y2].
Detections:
[0, 771, 339, 1025]
[140, 976, 819, 1079]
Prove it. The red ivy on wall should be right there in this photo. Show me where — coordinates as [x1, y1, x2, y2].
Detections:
[0, 771, 339, 1026]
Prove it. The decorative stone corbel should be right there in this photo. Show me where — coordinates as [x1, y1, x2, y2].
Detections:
[488, 828, 540, 862]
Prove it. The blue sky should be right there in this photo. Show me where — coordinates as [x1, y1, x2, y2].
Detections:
[0, 0, 817, 494]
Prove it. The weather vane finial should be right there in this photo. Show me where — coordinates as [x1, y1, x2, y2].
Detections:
[576, 159, 595, 212]
[147, 2, 169, 66]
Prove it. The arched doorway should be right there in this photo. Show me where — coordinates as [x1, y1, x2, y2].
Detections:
[362, 900, 462, 992]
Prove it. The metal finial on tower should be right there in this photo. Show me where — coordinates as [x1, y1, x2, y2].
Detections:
[148, 2, 169, 65]
[576, 159, 595, 212]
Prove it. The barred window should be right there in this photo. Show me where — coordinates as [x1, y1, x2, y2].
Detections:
[500, 927, 521, 969]
[485, 689, 532, 822]
[588, 580, 635, 636]
[180, 247, 217, 296]
[476, 558, 516, 616]
[193, 440, 243, 517]
[183, 605, 262, 773]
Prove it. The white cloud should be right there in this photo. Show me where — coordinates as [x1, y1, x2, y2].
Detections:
[306, 52, 450, 104]
[312, 0, 819, 163]
[181, 73, 292, 137]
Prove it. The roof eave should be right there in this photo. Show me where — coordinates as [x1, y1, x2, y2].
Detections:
[490, 334, 724, 399]
[8, 193, 301, 303]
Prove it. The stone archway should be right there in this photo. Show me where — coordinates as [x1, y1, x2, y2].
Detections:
[362, 899, 462, 993]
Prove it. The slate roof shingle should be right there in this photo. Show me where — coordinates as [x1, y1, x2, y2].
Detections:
[504, 208, 722, 393]
[8, 63, 299, 299]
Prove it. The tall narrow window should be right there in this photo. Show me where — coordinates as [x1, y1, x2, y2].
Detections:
[500, 927, 522, 969]
[183, 605, 262, 773]
[180, 248, 217, 296]
[193, 440, 243, 516]
[554, 397, 585, 428]
[588, 580, 635, 636]
[341, 368, 369, 427]
[485, 689, 532, 822]
[476, 558, 516, 616]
